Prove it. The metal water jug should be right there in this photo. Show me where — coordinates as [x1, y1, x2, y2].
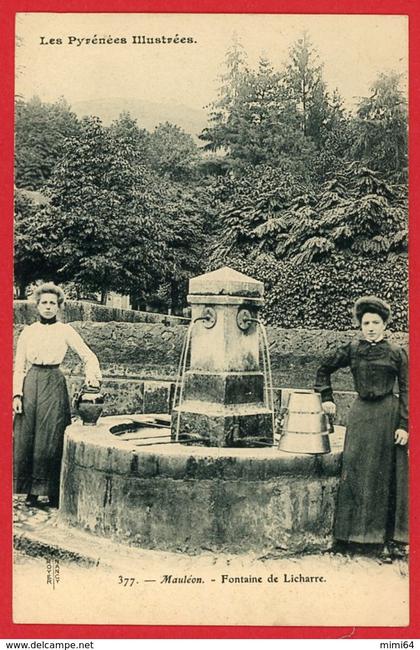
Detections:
[278, 389, 333, 454]
[75, 384, 104, 426]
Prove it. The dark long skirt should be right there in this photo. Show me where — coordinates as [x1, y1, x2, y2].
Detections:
[13, 365, 71, 502]
[334, 394, 408, 544]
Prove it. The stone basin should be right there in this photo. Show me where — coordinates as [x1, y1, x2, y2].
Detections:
[60, 414, 345, 554]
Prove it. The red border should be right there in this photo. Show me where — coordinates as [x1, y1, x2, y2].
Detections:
[1, 0, 419, 639]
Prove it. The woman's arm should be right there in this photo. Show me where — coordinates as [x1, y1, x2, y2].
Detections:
[13, 327, 28, 399]
[65, 325, 102, 386]
[314, 341, 352, 404]
[397, 346, 408, 433]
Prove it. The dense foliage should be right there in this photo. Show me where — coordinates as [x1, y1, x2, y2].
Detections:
[15, 97, 81, 190]
[221, 252, 408, 331]
[351, 72, 407, 181]
[14, 189, 53, 298]
[14, 33, 408, 329]
[16, 117, 210, 308]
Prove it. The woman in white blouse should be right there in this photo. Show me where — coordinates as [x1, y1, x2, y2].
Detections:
[13, 282, 102, 508]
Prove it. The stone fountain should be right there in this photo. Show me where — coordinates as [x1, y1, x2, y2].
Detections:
[171, 266, 273, 446]
[59, 267, 344, 554]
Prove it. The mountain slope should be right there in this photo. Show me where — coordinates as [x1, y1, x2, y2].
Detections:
[72, 97, 209, 141]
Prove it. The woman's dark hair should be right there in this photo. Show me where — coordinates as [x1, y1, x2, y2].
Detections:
[33, 282, 65, 307]
[353, 295, 391, 325]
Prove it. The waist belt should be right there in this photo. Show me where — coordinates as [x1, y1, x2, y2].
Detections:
[358, 392, 393, 402]
[31, 363, 60, 369]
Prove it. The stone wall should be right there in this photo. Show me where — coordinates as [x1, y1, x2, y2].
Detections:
[14, 301, 408, 425]
[13, 300, 189, 327]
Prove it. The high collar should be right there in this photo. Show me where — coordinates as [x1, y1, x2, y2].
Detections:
[361, 336, 385, 346]
[39, 315, 57, 325]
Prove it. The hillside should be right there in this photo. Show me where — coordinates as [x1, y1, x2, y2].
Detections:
[72, 97, 209, 142]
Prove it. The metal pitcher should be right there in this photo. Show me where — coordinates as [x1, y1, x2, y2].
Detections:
[75, 384, 104, 426]
[278, 389, 333, 454]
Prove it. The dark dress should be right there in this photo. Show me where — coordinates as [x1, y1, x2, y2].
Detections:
[315, 337, 408, 545]
[13, 320, 101, 504]
[13, 366, 71, 502]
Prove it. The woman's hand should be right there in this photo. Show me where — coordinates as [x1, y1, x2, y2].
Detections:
[395, 429, 409, 445]
[13, 396, 23, 415]
[321, 401, 336, 416]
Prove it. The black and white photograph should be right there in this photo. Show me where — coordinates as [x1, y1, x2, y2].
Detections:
[12, 12, 409, 626]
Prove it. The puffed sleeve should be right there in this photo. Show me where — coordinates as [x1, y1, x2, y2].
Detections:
[397, 347, 408, 431]
[314, 341, 352, 403]
[13, 327, 28, 396]
[65, 325, 102, 385]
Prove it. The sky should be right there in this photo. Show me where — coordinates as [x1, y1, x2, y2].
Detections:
[15, 13, 408, 112]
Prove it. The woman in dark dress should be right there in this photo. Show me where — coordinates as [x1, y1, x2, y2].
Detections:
[13, 283, 102, 508]
[315, 296, 408, 561]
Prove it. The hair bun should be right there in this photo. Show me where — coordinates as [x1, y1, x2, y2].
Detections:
[353, 295, 391, 324]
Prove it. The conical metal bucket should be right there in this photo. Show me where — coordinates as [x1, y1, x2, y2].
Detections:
[278, 389, 332, 454]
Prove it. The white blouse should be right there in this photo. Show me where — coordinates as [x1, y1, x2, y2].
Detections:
[13, 321, 102, 396]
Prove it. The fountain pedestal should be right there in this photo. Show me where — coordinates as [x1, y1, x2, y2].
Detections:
[171, 267, 273, 447]
[59, 415, 345, 555]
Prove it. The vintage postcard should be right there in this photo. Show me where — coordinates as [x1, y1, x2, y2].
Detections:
[3, 7, 416, 635]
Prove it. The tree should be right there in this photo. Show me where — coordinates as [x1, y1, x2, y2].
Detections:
[253, 163, 407, 263]
[284, 33, 330, 147]
[313, 89, 355, 180]
[15, 96, 81, 189]
[147, 122, 200, 182]
[155, 181, 211, 312]
[44, 116, 166, 302]
[15, 113, 212, 309]
[200, 40, 321, 177]
[200, 35, 249, 153]
[207, 165, 308, 268]
[14, 189, 56, 297]
[108, 111, 150, 162]
[352, 71, 408, 179]
[222, 57, 312, 168]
